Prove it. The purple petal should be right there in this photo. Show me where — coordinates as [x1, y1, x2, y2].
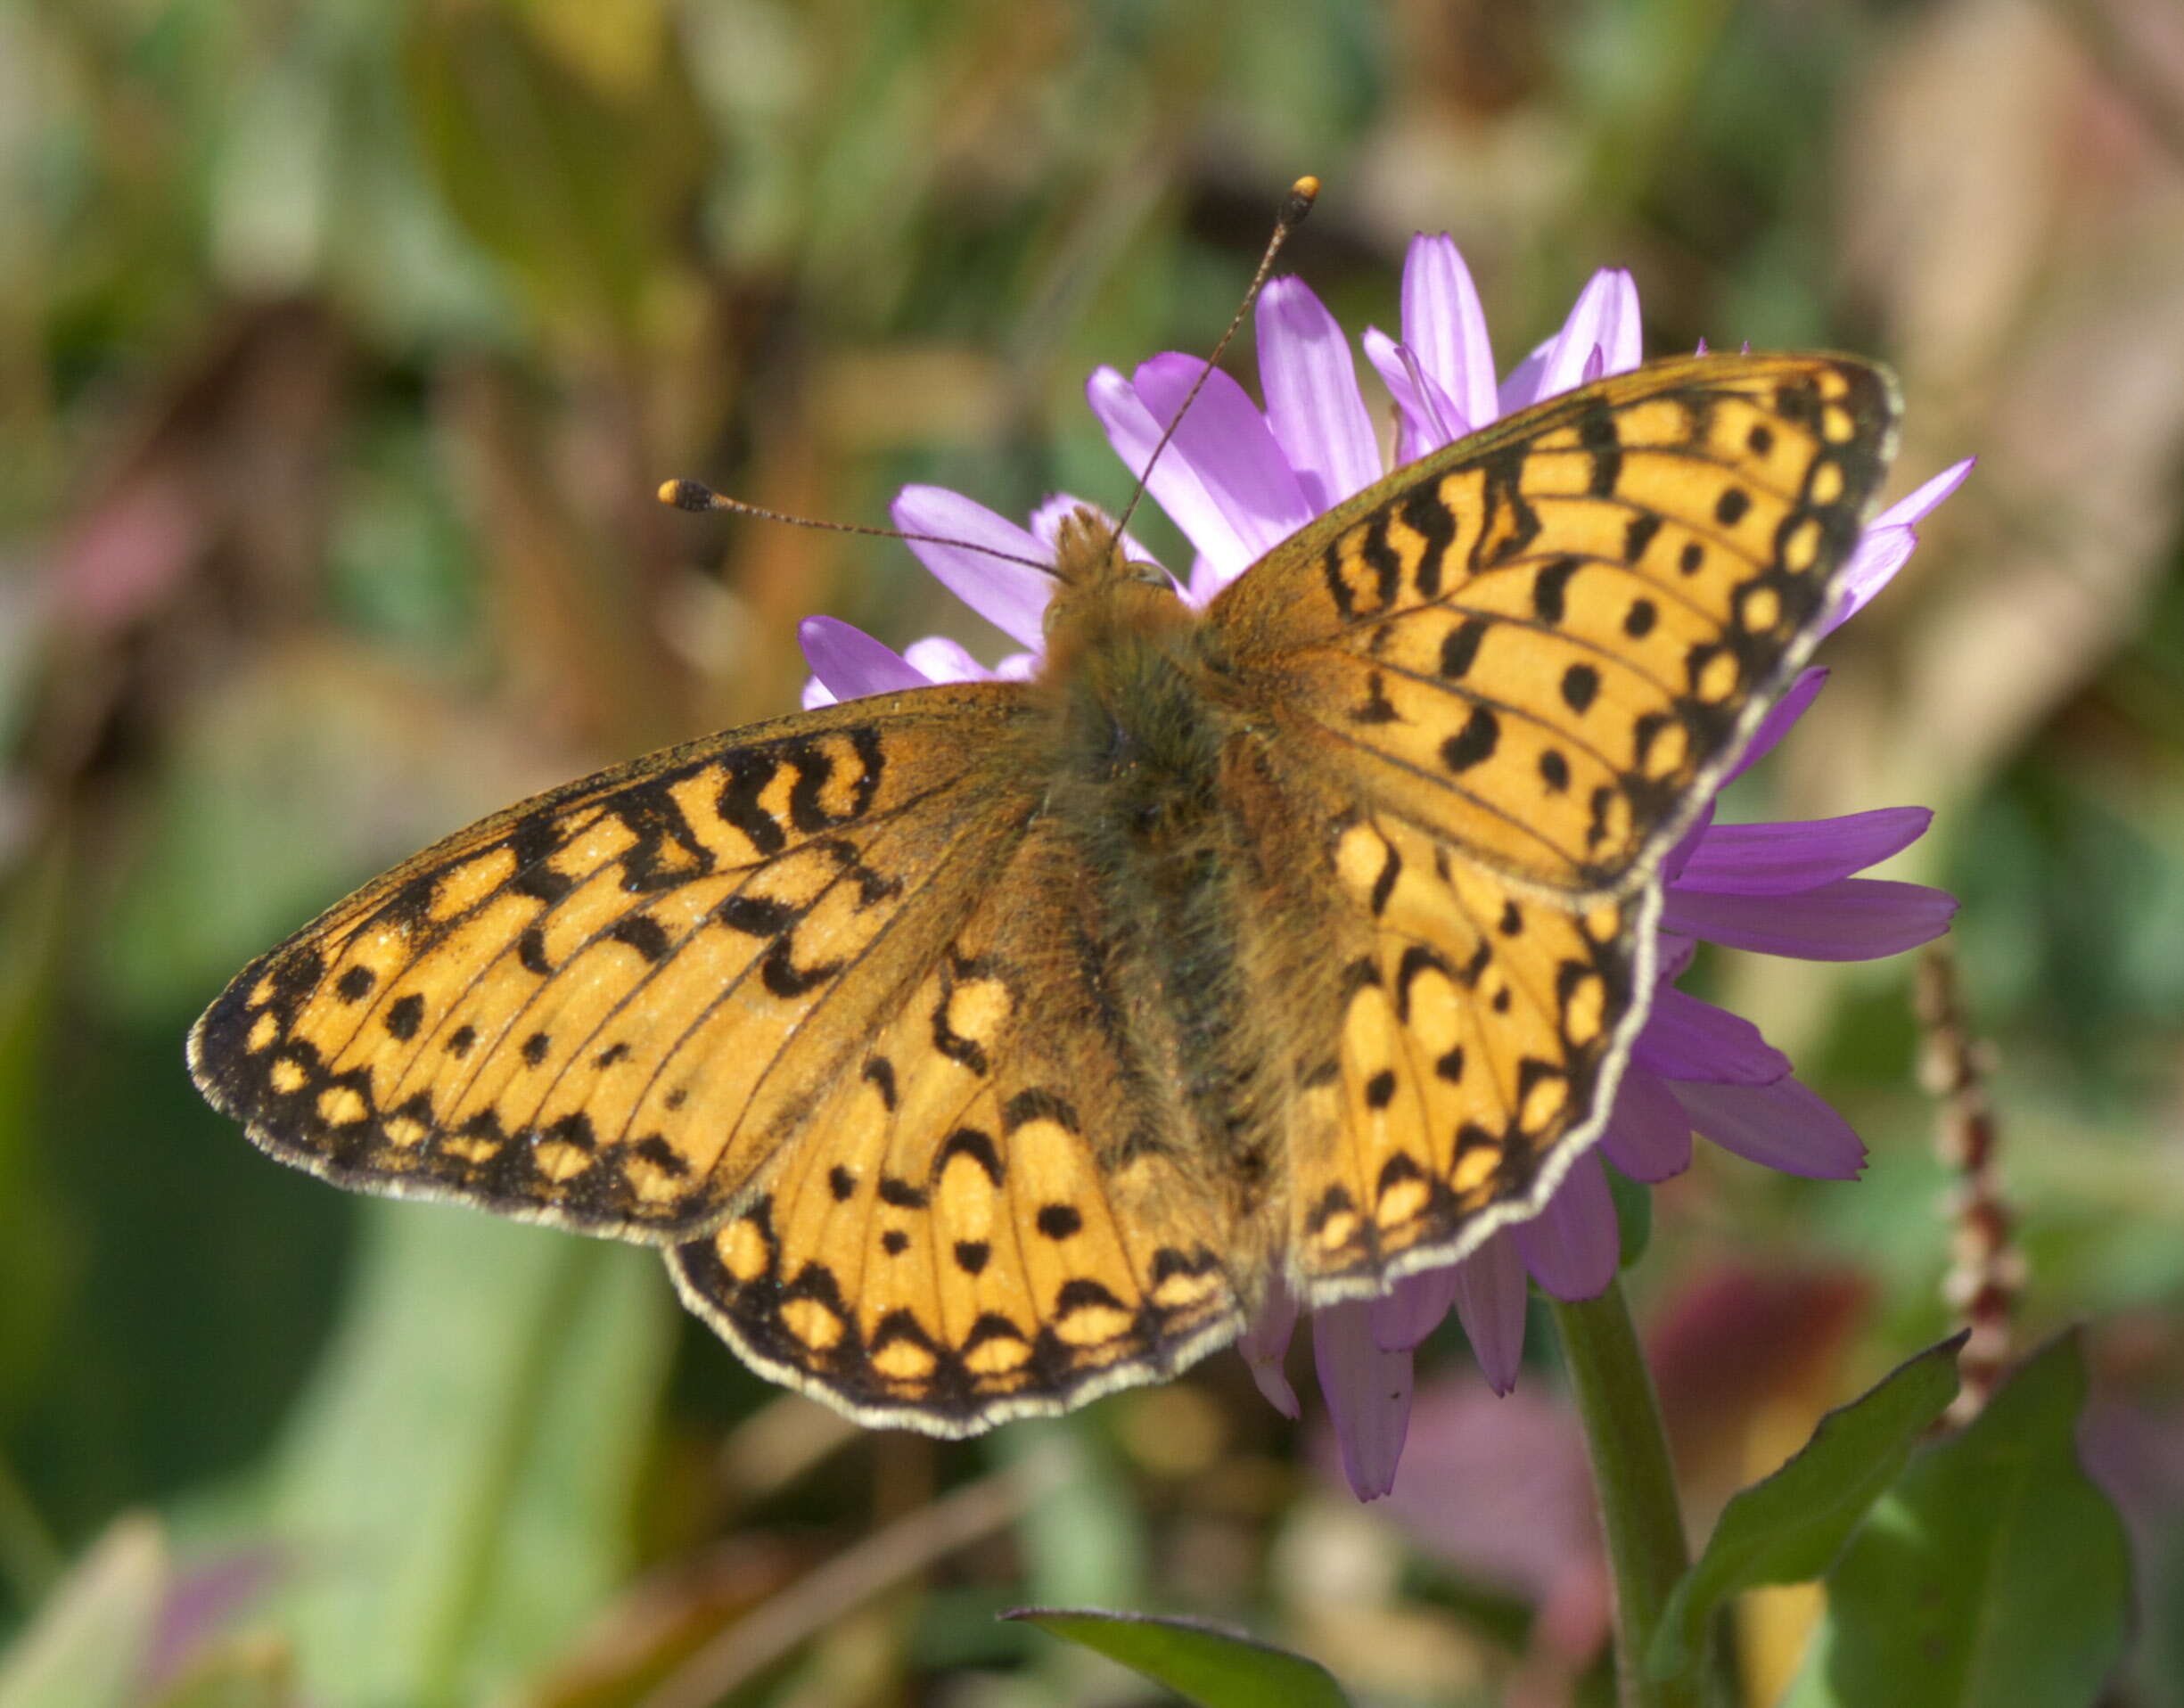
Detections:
[1598, 1067, 1694, 1183]
[1363, 328, 1464, 460]
[1314, 1299, 1415, 1499]
[1259, 276, 1381, 511]
[1510, 1152, 1621, 1302]
[993, 650, 1039, 680]
[798, 616, 930, 704]
[1633, 986, 1791, 1084]
[1400, 234, 1499, 432]
[1450, 1233, 1530, 1392]
[1088, 364, 1305, 586]
[1400, 343, 1474, 446]
[1827, 457, 1975, 632]
[1673, 807, 1934, 896]
[1184, 553, 1227, 607]
[1129, 354, 1317, 556]
[1373, 1264, 1460, 1352]
[1660, 878, 1958, 960]
[900, 635, 994, 684]
[1827, 526, 1914, 635]
[1671, 1075, 1867, 1178]
[891, 486, 1054, 648]
[1508, 269, 1642, 410]
[1721, 668, 1828, 786]
[1877, 456, 1975, 530]
[1240, 1277, 1301, 1419]
[1598, 276, 1644, 374]
[1662, 799, 1716, 884]
[1495, 336, 1556, 418]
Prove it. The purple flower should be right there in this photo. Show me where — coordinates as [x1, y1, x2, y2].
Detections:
[796, 235, 1972, 1499]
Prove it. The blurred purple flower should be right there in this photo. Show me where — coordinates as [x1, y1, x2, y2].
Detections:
[795, 234, 1972, 1499]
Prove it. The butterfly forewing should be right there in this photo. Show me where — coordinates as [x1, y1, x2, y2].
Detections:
[1210, 353, 1899, 897]
[189, 686, 1039, 1240]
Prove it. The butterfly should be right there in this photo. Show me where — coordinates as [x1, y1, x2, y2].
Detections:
[189, 350, 1897, 1435]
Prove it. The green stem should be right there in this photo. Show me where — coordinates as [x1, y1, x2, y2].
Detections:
[1549, 1281, 1718, 1708]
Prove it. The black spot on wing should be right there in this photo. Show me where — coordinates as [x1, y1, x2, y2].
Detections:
[505, 812, 578, 905]
[1003, 1088, 1079, 1133]
[760, 943, 839, 999]
[936, 1126, 1005, 1187]
[1531, 556, 1580, 624]
[383, 993, 424, 1041]
[1400, 486, 1457, 599]
[1441, 706, 1499, 772]
[718, 752, 787, 858]
[1579, 405, 1622, 497]
[718, 893, 799, 937]
[607, 914, 670, 962]
[1439, 616, 1486, 679]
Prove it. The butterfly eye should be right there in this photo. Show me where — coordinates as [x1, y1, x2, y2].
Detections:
[1125, 559, 1174, 589]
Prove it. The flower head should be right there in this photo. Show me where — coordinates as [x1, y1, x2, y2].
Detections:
[798, 235, 1970, 1500]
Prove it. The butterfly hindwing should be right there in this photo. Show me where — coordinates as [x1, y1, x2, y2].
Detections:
[1211, 353, 1899, 896]
[670, 815, 1243, 1433]
[1290, 801, 1650, 1291]
[188, 686, 1039, 1240]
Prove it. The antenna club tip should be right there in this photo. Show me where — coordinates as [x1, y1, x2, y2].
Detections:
[1283, 176, 1321, 223]
[660, 478, 717, 512]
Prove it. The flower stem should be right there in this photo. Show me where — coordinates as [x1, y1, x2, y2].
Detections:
[1549, 1281, 1718, 1708]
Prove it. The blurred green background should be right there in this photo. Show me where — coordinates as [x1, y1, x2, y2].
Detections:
[4, 0, 2183, 1703]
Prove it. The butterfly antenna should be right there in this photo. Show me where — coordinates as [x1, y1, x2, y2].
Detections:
[1110, 174, 1319, 545]
[657, 479, 1057, 574]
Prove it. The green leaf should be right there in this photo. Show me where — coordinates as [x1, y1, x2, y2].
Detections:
[992, 1421, 1147, 1608]
[264, 1203, 674, 1708]
[1648, 1333, 1965, 1681]
[1006, 1608, 1353, 1708]
[1780, 1330, 2131, 1708]
[403, 4, 704, 342]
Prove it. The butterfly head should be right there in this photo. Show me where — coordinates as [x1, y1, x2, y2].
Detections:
[1047, 505, 1167, 589]
[1038, 505, 1189, 681]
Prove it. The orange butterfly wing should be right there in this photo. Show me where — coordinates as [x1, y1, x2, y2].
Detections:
[1204, 353, 1898, 1292]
